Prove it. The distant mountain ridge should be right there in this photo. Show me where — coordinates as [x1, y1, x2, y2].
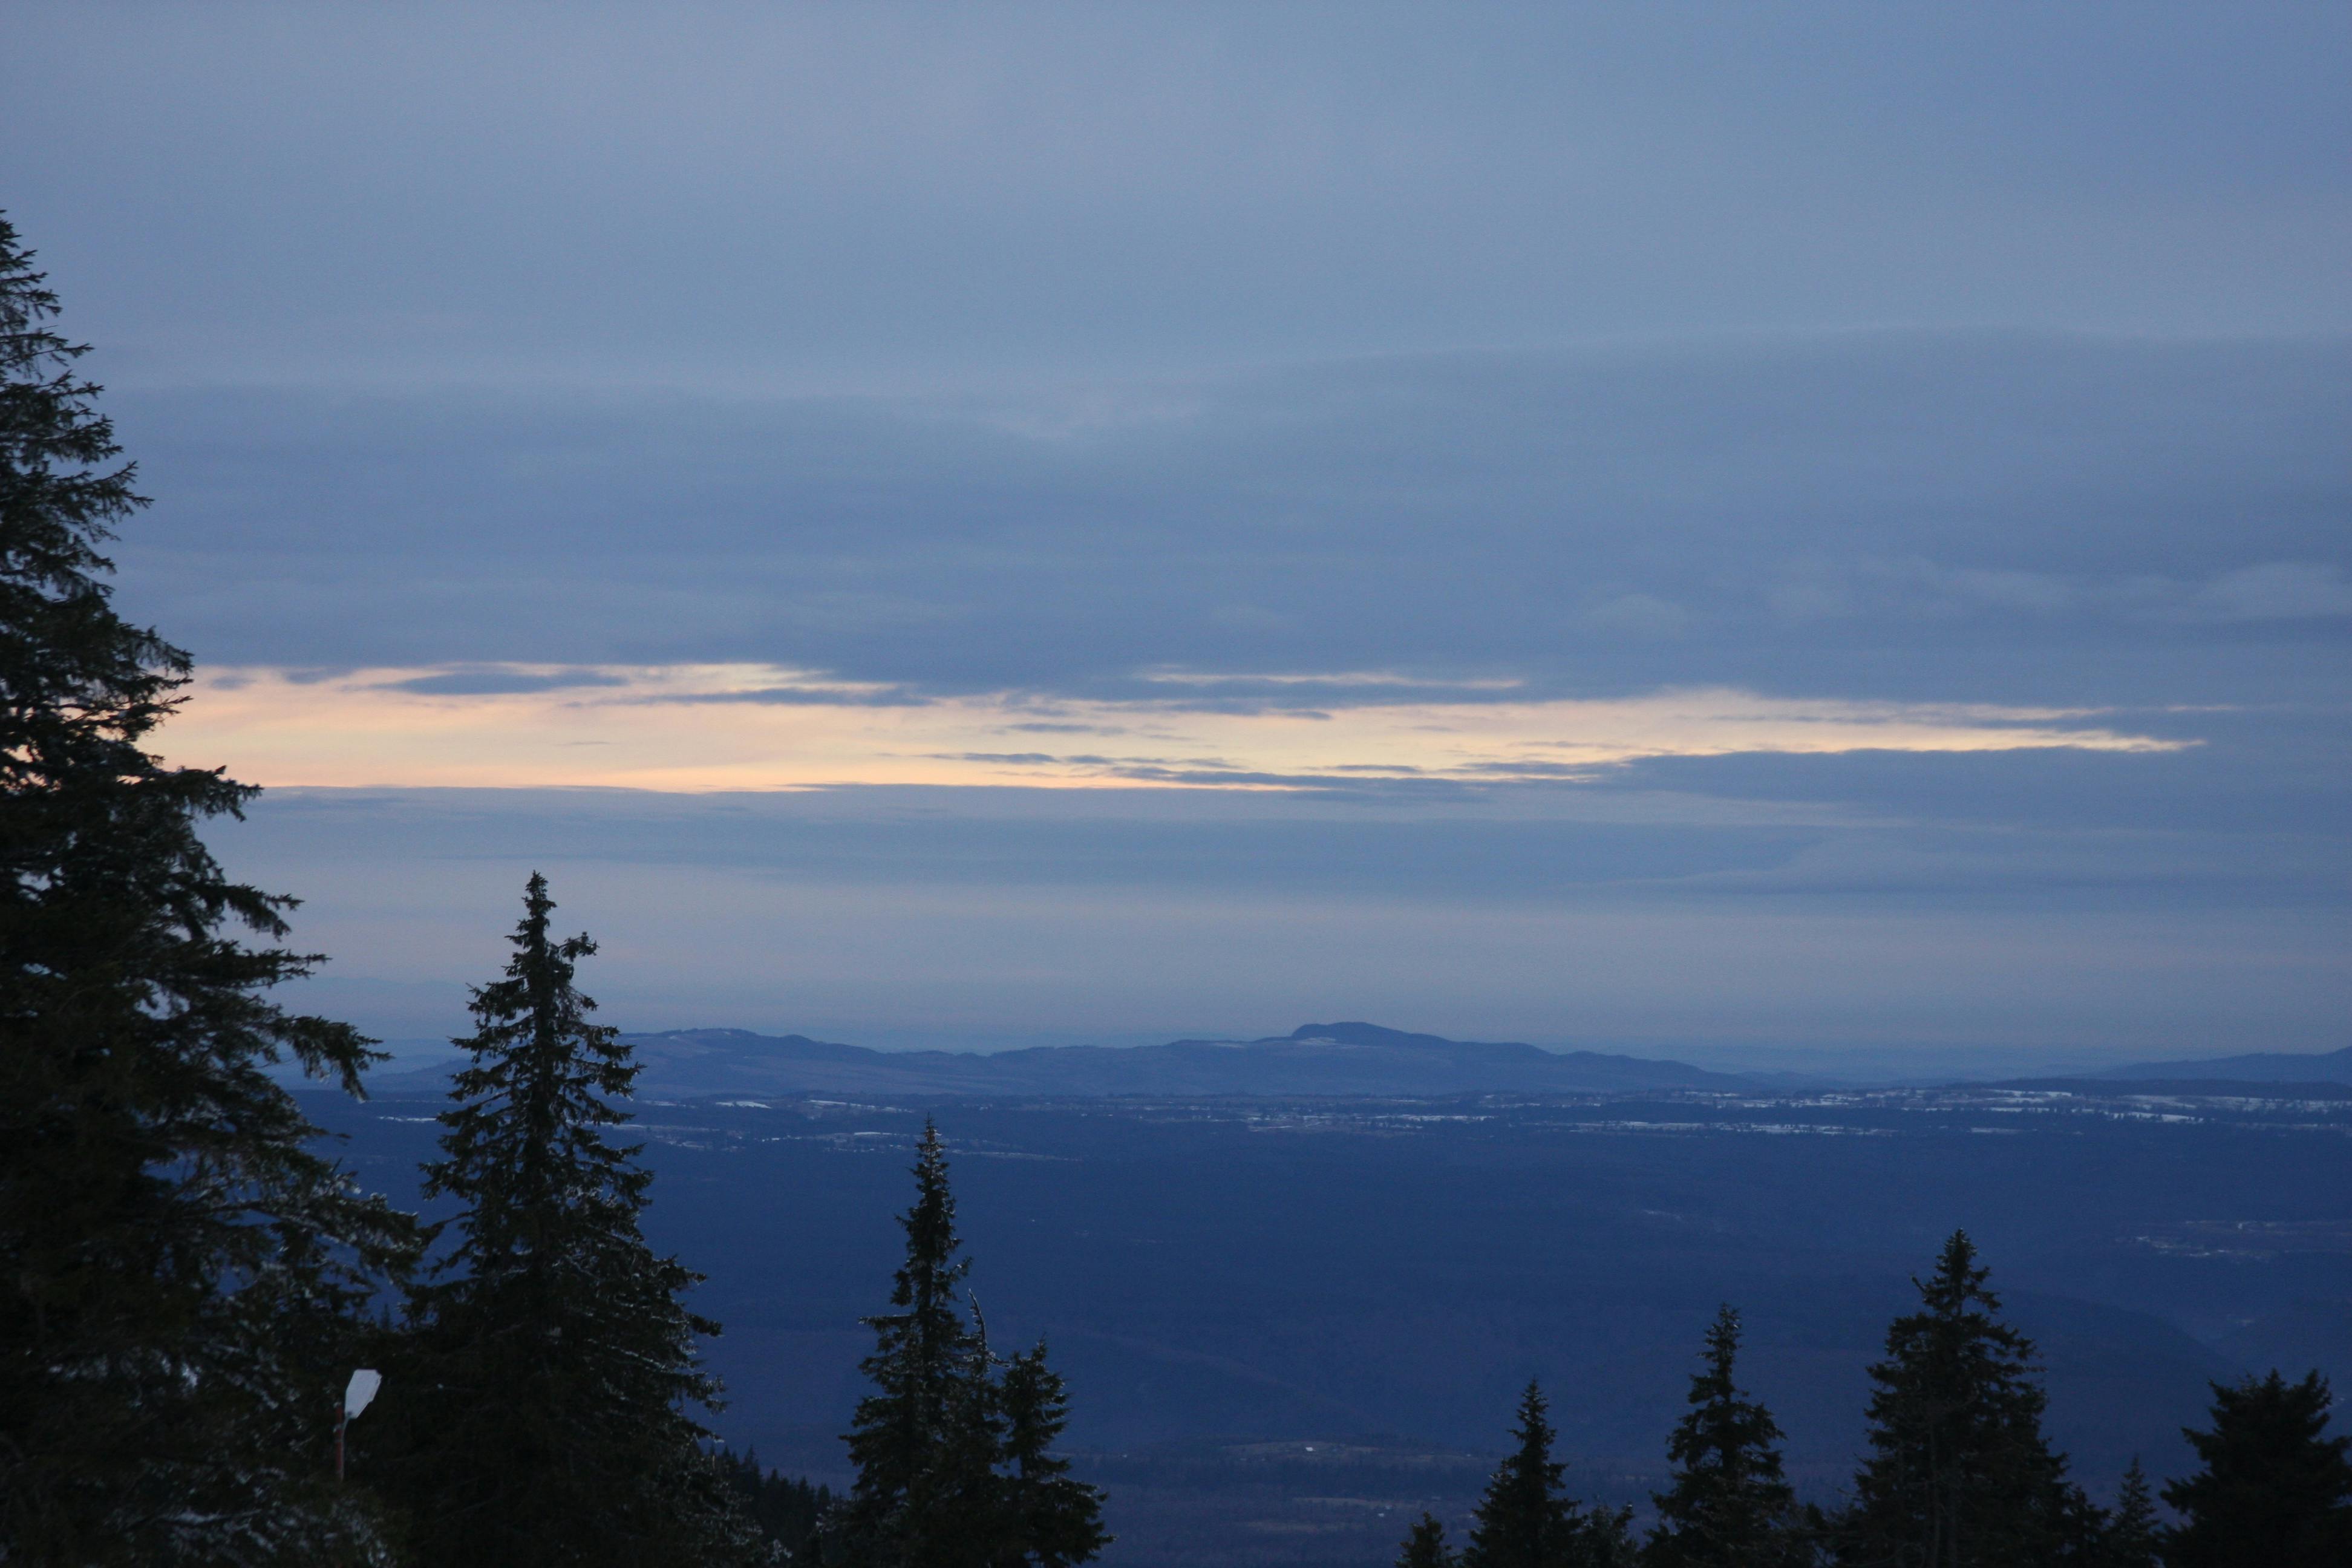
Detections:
[2097, 1045, 2352, 1085]
[372, 1021, 1748, 1098]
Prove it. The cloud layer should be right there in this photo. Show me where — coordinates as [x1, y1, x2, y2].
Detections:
[172, 664, 2188, 791]
[112, 336, 2352, 711]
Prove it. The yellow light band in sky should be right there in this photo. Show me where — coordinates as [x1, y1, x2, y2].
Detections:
[165, 664, 2190, 792]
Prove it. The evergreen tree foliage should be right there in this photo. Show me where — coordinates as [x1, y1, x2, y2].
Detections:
[837, 1119, 998, 1566]
[374, 874, 760, 1567]
[1587, 1506, 1637, 1567]
[834, 1121, 1106, 1568]
[999, 1339, 1112, 1568]
[1838, 1230, 2086, 1568]
[1462, 1380, 1628, 1568]
[2159, 1370, 2352, 1568]
[717, 1446, 834, 1561]
[2100, 1460, 2157, 1568]
[1463, 1382, 1576, 1568]
[1398, 1511, 1457, 1567]
[0, 211, 416, 1564]
[1645, 1306, 1805, 1568]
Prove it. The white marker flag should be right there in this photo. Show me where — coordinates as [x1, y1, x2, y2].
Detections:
[343, 1369, 383, 1420]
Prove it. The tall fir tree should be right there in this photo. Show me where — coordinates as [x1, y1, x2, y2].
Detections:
[837, 1119, 999, 1567]
[2159, 1370, 2352, 1568]
[2099, 1460, 2157, 1568]
[1462, 1380, 1630, 1568]
[0, 212, 417, 1564]
[1838, 1230, 2085, 1568]
[998, 1340, 1111, 1568]
[1463, 1382, 1575, 1568]
[835, 1121, 1106, 1568]
[1398, 1511, 1457, 1568]
[1645, 1306, 1805, 1568]
[374, 874, 759, 1567]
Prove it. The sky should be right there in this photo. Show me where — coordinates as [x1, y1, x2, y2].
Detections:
[5, 2, 2347, 1065]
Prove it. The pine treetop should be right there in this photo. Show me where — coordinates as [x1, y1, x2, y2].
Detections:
[2103, 1458, 2160, 1568]
[2, 214, 165, 738]
[1462, 1380, 1579, 1568]
[840, 1120, 995, 1563]
[889, 1119, 971, 1317]
[835, 1123, 1106, 1568]
[1864, 1230, 2051, 1439]
[1666, 1307, 1789, 1483]
[845, 1120, 984, 1498]
[1397, 1511, 1455, 1568]
[1001, 1339, 1111, 1568]
[1648, 1306, 1797, 1568]
[423, 871, 653, 1293]
[378, 875, 754, 1567]
[2160, 1370, 2352, 1568]
[1841, 1229, 2076, 1568]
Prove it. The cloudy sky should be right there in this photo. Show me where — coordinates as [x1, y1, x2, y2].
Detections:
[6, 2, 2347, 1064]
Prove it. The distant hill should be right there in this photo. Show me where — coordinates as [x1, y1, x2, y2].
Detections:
[2096, 1045, 2352, 1085]
[371, 1021, 1747, 1099]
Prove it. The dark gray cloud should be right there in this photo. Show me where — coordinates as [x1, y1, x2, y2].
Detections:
[107, 335, 2351, 710]
[379, 668, 629, 696]
[640, 686, 930, 708]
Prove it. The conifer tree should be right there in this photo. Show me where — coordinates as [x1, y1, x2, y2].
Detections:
[376, 874, 759, 1567]
[998, 1340, 1111, 1568]
[1399, 1511, 1457, 1567]
[835, 1121, 1106, 1568]
[1838, 1230, 2085, 1568]
[837, 1120, 999, 1567]
[2159, 1370, 2352, 1568]
[2099, 1460, 2157, 1568]
[0, 212, 417, 1564]
[1589, 1506, 1636, 1567]
[1462, 1380, 1629, 1567]
[1645, 1306, 1805, 1568]
[1464, 1382, 1576, 1568]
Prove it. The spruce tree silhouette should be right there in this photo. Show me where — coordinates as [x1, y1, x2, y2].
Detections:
[1462, 1381, 1631, 1567]
[836, 1120, 1106, 1568]
[377, 874, 759, 1567]
[0, 211, 416, 1565]
[2161, 1370, 2352, 1568]
[1397, 1511, 1457, 1567]
[2101, 1459, 2158, 1568]
[1645, 1307, 1802, 1568]
[1839, 1230, 2086, 1568]
[998, 1340, 1111, 1568]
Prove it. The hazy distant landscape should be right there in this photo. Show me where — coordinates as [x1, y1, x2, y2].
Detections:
[326, 1025, 2352, 1565]
[367, 1020, 2352, 1100]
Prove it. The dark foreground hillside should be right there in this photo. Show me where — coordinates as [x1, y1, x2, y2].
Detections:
[309, 1084, 2352, 1567]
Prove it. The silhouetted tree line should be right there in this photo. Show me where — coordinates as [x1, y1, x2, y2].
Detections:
[360, 876, 1105, 1566]
[0, 212, 1103, 1567]
[4, 205, 2351, 1567]
[1392, 1235, 2351, 1567]
[715, 1448, 833, 1561]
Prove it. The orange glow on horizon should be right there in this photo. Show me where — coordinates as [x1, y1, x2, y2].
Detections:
[160, 664, 2193, 793]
